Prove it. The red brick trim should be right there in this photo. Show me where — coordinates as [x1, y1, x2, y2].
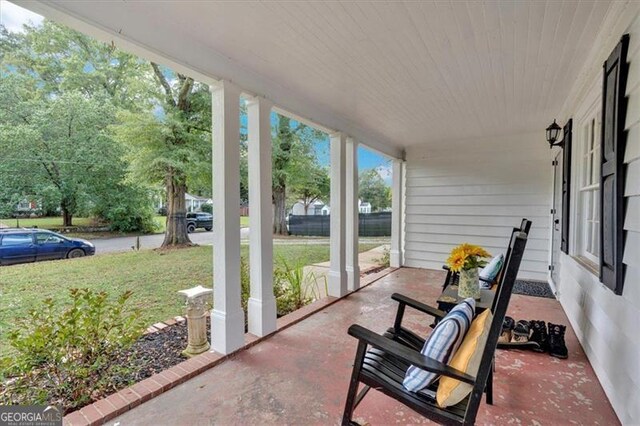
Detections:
[63, 267, 398, 425]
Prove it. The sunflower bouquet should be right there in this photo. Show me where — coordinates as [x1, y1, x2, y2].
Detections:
[446, 243, 491, 272]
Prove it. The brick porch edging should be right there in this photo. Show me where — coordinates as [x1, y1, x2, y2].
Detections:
[63, 267, 398, 426]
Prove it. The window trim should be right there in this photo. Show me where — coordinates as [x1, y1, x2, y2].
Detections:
[570, 93, 601, 274]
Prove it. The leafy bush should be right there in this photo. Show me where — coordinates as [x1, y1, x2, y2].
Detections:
[93, 184, 157, 233]
[273, 258, 324, 316]
[0, 289, 144, 413]
[379, 246, 391, 268]
[200, 203, 213, 214]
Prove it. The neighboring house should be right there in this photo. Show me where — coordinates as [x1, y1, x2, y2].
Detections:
[291, 199, 371, 216]
[290, 199, 325, 216]
[185, 193, 213, 213]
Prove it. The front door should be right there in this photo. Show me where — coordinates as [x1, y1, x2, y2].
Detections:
[550, 152, 563, 285]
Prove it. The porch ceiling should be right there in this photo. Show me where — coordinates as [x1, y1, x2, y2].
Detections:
[21, 1, 613, 151]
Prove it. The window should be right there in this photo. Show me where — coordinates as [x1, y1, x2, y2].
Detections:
[1, 234, 33, 246]
[35, 232, 63, 244]
[578, 115, 600, 264]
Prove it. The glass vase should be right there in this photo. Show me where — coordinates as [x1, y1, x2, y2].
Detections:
[458, 267, 481, 300]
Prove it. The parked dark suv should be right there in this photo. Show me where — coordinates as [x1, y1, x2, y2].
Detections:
[0, 229, 95, 266]
[186, 212, 213, 233]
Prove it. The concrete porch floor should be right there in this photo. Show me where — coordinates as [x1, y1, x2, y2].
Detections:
[111, 268, 619, 425]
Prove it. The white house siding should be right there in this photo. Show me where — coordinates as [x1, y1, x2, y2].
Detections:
[557, 8, 640, 425]
[403, 132, 552, 281]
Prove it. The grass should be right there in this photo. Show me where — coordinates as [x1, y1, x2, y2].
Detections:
[0, 217, 95, 229]
[1, 215, 251, 237]
[0, 242, 380, 356]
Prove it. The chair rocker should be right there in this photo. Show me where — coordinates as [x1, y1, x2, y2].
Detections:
[342, 231, 528, 426]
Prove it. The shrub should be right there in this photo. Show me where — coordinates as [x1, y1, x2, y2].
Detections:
[0, 289, 144, 413]
[379, 246, 391, 268]
[200, 203, 213, 214]
[93, 184, 157, 233]
[273, 258, 324, 316]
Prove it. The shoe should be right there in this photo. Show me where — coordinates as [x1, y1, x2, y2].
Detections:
[511, 320, 530, 343]
[499, 316, 515, 343]
[548, 323, 568, 359]
[529, 320, 548, 353]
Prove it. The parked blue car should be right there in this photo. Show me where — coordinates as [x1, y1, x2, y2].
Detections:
[0, 228, 95, 266]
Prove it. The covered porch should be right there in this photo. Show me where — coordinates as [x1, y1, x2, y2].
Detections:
[11, 1, 640, 424]
[106, 268, 617, 425]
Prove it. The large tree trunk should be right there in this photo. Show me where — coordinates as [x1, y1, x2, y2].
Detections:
[61, 207, 72, 227]
[162, 169, 192, 247]
[273, 186, 288, 235]
[60, 196, 74, 227]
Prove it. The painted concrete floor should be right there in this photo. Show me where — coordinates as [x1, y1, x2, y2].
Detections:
[111, 268, 619, 426]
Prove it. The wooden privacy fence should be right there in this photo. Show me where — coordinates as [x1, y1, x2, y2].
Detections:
[288, 212, 391, 237]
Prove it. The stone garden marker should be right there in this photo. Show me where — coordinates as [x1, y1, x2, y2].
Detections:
[178, 285, 213, 357]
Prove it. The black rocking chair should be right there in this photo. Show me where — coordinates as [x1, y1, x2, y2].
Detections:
[342, 231, 528, 425]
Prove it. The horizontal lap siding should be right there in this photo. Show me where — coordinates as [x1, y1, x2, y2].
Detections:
[558, 13, 640, 424]
[404, 132, 552, 281]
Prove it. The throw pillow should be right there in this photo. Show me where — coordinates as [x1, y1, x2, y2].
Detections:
[436, 309, 493, 407]
[403, 298, 475, 392]
[480, 254, 504, 283]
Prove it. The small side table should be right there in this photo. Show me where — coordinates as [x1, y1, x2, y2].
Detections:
[436, 285, 495, 314]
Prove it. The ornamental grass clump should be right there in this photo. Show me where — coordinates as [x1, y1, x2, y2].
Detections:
[0, 288, 144, 413]
[446, 243, 491, 272]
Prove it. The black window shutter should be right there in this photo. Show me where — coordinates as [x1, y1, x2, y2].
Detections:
[600, 34, 629, 295]
[561, 119, 572, 254]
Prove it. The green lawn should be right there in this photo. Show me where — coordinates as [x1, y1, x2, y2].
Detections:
[0, 216, 95, 229]
[1, 215, 250, 236]
[0, 242, 380, 356]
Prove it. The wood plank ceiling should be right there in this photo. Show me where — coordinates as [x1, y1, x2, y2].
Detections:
[32, 1, 612, 150]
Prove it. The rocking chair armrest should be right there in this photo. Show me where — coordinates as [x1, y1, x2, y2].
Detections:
[391, 293, 447, 320]
[347, 324, 476, 385]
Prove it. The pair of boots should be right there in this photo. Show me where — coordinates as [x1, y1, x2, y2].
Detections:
[499, 317, 568, 359]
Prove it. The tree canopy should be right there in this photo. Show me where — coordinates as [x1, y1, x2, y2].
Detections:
[359, 169, 391, 212]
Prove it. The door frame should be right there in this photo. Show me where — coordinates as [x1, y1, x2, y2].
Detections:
[549, 150, 564, 294]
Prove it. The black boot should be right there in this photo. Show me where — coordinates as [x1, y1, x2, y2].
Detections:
[529, 320, 548, 352]
[548, 323, 568, 359]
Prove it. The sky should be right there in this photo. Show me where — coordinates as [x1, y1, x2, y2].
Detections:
[0, 0, 392, 184]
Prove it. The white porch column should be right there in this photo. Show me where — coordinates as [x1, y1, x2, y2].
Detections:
[211, 80, 244, 354]
[328, 132, 347, 297]
[390, 158, 404, 268]
[345, 137, 360, 291]
[246, 96, 277, 337]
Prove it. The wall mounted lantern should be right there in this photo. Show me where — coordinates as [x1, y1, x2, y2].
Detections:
[546, 119, 564, 148]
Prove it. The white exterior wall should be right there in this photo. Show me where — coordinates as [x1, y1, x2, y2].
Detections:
[404, 132, 552, 281]
[556, 9, 640, 425]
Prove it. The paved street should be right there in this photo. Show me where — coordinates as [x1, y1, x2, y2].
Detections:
[91, 229, 389, 255]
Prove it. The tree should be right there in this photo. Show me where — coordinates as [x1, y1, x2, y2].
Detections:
[3, 21, 212, 242]
[3, 21, 152, 111]
[289, 163, 330, 215]
[0, 21, 156, 228]
[271, 115, 326, 235]
[112, 64, 212, 247]
[359, 169, 391, 212]
[0, 77, 122, 226]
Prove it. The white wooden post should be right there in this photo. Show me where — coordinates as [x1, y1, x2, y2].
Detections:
[328, 132, 347, 297]
[246, 96, 277, 337]
[390, 158, 404, 268]
[346, 137, 360, 291]
[211, 80, 244, 354]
